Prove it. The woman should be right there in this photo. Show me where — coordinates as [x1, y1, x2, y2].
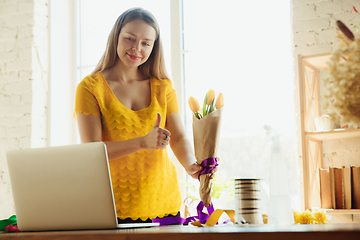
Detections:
[74, 8, 217, 223]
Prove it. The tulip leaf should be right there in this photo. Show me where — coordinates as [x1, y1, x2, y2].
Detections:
[209, 98, 215, 113]
[203, 93, 207, 117]
[195, 112, 202, 119]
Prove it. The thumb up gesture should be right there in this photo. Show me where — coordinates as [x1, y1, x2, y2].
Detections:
[142, 113, 171, 150]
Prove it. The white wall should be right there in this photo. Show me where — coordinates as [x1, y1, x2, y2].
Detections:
[0, 0, 48, 219]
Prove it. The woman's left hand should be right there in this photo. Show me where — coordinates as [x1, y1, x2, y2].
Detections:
[186, 157, 219, 180]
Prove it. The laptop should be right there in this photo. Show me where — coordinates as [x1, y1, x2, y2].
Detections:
[6, 142, 159, 231]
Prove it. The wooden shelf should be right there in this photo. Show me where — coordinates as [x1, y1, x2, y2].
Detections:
[299, 53, 360, 214]
[302, 53, 331, 71]
[306, 128, 360, 141]
[325, 209, 360, 214]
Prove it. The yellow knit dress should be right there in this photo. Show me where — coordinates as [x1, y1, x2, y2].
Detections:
[74, 72, 182, 221]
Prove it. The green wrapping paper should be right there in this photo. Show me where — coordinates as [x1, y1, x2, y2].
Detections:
[0, 215, 17, 232]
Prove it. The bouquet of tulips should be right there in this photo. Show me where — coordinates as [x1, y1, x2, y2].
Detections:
[188, 90, 224, 207]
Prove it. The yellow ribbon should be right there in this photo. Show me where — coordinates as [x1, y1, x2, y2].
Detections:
[191, 209, 235, 227]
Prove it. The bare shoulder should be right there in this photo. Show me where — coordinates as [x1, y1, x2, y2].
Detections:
[100, 69, 112, 82]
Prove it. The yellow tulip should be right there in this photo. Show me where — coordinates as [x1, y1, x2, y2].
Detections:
[215, 93, 224, 109]
[188, 96, 200, 112]
[206, 89, 215, 105]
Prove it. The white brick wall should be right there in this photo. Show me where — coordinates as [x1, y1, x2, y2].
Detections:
[0, 0, 48, 219]
[292, 0, 360, 211]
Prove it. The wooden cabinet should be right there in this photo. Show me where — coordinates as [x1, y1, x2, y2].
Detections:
[298, 53, 360, 222]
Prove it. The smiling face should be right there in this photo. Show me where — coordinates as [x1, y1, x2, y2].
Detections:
[116, 19, 157, 69]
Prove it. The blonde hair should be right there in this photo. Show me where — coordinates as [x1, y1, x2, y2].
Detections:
[92, 8, 170, 80]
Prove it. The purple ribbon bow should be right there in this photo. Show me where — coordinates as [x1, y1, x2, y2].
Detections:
[152, 201, 215, 226]
[197, 201, 215, 224]
[198, 157, 218, 179]
[152, 158, 220, 226]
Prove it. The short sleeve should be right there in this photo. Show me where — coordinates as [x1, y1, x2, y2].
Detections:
[73, 78, 101, 120]
[166, 80, 180, 116]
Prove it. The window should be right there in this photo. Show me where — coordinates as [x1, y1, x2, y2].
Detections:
[75, 0, 171, 143]
[69, 0, 299, 214]
[77, 0, 171, 81]
[182, 0, 299, 212]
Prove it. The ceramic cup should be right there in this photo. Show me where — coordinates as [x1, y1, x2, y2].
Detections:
[234, 178, 263, 224]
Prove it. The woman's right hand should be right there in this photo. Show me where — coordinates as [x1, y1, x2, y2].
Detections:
[141, 113, 171, 150]
[186, 163, 203, 179]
